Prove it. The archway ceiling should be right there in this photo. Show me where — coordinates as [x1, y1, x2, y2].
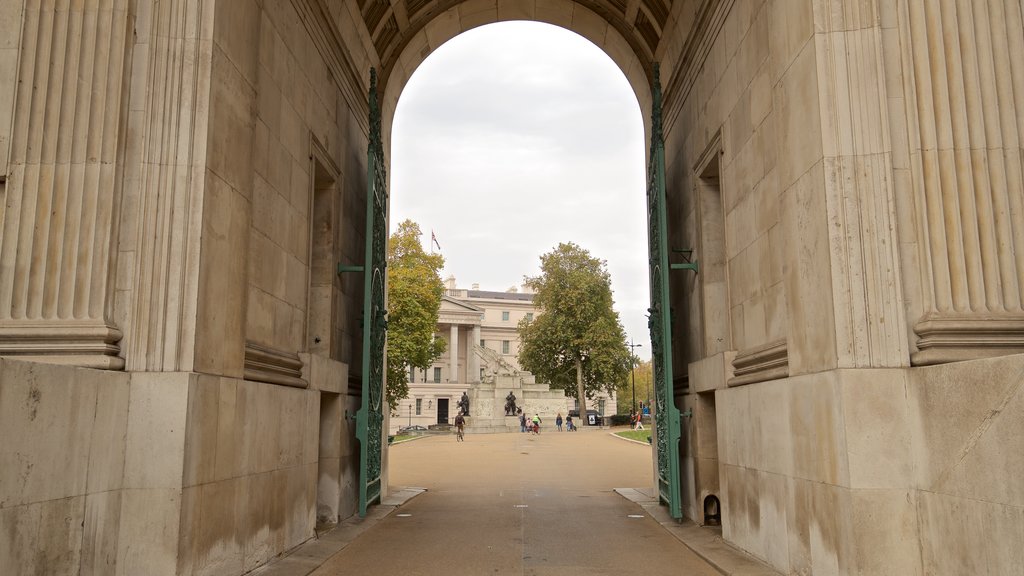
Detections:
[357, 0, 683, 85]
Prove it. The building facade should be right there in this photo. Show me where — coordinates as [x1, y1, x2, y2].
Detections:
[0, 1, 1022, 575]
[393, 278, 616, 432]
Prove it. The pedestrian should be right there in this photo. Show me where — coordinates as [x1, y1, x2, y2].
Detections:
[519, 412, 527, 433]
[566, 414, 575, 431]
[532, 413, 541, 434]
[635, 411, 645, 431]
[555, 412, 563, 432]
[454, 412, 466, 441]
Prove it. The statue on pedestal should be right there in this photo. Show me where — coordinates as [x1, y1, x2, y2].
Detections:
[457, 391, 470, 416]
[504, 391, 517, 416]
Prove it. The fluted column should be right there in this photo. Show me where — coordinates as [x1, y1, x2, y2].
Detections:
[0, 0, 135, 368]
[469, 324, 481, 382]
[449, 324, 459, 383]
[896, 0, 1024, 364]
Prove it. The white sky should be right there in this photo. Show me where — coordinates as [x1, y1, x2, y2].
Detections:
[390, 21, 652, 359]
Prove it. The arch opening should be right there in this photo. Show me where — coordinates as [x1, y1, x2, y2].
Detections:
[385, 21, 652, 439]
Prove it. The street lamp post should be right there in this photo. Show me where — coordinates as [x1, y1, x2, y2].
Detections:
[627, 338, 643, 414]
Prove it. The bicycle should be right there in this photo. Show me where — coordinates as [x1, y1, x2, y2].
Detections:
[456, 426, 464, 442]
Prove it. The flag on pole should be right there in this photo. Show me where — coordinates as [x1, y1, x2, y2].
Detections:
[431, 230, 441, 251]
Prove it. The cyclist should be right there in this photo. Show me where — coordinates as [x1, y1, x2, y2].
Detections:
[454, 412, 466, 441]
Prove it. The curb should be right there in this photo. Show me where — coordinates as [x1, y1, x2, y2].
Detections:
[613, 488, 782, 576]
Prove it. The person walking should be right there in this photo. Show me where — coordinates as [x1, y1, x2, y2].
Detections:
[555, 413, 563, 432]
[531, 413, 541, 434]
[454, 412, 466, 441]
[566, 414, 575, 431]
[519, 412, 527, 433]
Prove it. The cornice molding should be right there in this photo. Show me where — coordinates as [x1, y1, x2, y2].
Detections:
[728, 338, 788, 387]
[662, 0, 733, 135]
[292, 0, 370, 135]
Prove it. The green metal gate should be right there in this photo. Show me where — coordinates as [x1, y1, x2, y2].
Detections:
[356, 68, 388, 517]
[646, 64, 682, 519]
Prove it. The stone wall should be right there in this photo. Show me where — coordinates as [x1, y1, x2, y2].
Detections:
[716, 369, 922, 575]
[665, 1, 1024, 573]
[0, 0, 375, 574]
[0, 359, 129, 575]
[909, 355, 1024, 574]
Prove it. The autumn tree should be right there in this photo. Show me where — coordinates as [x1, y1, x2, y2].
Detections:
[517, 242, 631, 425]
[617, 358, 653, 416]
[386, 220, 446, 411]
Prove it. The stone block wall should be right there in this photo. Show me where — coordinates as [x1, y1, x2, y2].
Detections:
[716, 369, 923, 575]
[908, 355, 1024, 574]
[0, 359, 129, 575]
[667, 4, 1024, 572]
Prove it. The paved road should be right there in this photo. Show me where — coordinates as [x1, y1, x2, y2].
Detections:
[311, 428, 721, 576]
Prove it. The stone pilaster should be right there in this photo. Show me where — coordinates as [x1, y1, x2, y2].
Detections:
[120, 0, 213, 372]
[0, 0, 136, 369]
[893, 0, 1024, 364]
[813, 0, 909, 369]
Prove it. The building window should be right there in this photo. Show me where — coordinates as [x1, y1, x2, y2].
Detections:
[502, 340, 510, 354]
[525, 312, 533, 322]
[480, 368, 485, 380]
[409, 365, 416, 383]
[415, 398, 422, 415]
[434, 367, 441, 383]
[502, 311, 510, 321]
[480, 339, 485, 347]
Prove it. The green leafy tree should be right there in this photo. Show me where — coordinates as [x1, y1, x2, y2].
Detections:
[386, 220, 446, 411]
[517, 242, 631, 425]
[617, 358, 653, 416]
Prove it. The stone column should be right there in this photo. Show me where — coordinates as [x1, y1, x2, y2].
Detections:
[469, 324, 481, 383]
[449, 324, 459, 383]
[0, 0, 136, 369]
[893, 0, 1024, 364]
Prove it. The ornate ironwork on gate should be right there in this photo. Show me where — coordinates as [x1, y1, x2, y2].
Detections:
[646, 64, 683, 519]
[356, 68, 388, 517]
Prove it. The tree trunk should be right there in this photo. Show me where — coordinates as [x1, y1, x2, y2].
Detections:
[575, 358, 588, 426]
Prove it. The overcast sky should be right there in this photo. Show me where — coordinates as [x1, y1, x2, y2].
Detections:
[390, 21, 652, 358]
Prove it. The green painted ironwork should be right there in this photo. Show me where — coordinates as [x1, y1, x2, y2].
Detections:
[670, 250, 698, 272]
[355, 68, 388, 518]
[646, 64, 683, 520]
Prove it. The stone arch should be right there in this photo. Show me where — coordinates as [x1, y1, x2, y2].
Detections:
[377, 1, 658, 147]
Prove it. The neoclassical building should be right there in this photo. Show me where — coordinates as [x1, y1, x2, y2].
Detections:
[393, 278, 617, 431]
[0, 0, 1021, 575]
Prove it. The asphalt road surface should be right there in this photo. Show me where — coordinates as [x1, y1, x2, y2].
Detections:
[311, 428, 721, 576]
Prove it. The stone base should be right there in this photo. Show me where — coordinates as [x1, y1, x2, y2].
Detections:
[464, 373, 571, 433]
[711, 355, 1024, 575]
[0, 356, 361, 576]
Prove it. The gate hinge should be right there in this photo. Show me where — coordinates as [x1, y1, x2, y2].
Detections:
[338, 263, 365, 274]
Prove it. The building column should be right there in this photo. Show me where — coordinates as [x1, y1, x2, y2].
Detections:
[894, 0, 1024, 364]
[449, 324, 459, 383]
[469, 324, 481, 382]
[0, 0, 136, 369]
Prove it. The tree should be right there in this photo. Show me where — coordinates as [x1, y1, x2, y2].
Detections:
[517, 242, 631, 425]
[617, 358, 653, 416]
[386, 220, 446, 411]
